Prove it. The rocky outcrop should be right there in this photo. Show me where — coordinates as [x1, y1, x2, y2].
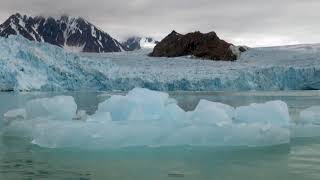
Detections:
[0, 13, 126, 53]
[149, 31, 248, 61]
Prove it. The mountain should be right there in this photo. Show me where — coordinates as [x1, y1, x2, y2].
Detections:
[149, 31, 248, 61]
[122, 37, 159, 51]
[0, 13, 126, 53]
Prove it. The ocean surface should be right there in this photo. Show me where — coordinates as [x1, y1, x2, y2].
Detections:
[0, 90, 320, 180]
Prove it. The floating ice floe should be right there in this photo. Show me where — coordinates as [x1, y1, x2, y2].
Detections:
[3, 108, 26, 124]
[2, 88, 293, 149]
[234, 101, 290, 126]
[25, 96, 77, 121]
[291, 106, 320, 138]
[299, 106, 320, 125]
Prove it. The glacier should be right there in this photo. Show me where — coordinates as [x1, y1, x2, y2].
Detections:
[2, 88, 291, 149]
[0, 35, 320, 91]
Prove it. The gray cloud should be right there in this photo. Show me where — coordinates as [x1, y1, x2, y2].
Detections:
[0, 0, 319, 46]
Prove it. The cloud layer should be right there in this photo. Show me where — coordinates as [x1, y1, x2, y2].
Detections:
[0, 0, 319, 46]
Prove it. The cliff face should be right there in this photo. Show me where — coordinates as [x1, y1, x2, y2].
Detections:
[150, 31, 248, 61]
[0, 13, 125, 53]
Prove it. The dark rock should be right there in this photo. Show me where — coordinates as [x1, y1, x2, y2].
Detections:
[0, 13, 126, 53]
[239, 46, 248, 52]
[150, 30, 248, 61]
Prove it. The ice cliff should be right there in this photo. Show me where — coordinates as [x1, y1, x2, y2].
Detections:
[0, 35, 319, 91]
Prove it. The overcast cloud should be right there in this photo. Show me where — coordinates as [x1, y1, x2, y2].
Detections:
[0, 0, 319, 47]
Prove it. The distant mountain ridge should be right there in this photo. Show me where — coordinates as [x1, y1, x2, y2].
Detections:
[122, 37, 159, 51]
[0, 13, 126, 53]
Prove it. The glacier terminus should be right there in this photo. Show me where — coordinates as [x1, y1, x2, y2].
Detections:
[0, 35, 319, 92]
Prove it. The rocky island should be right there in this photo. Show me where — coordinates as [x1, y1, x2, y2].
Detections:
[150, 31, 248, 61]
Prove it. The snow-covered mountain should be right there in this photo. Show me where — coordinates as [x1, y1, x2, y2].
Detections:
[122, 37, 159, 51]
[0, 13, 125, 53]
[0, 35, 319, 91]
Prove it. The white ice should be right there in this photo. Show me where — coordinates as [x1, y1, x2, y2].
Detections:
[139, 37, 157, 49]
[190, 100, 234, 126]
[0, 35, 319, 91]
[291, 106, 320, 138]
[234, 101, 290, 126]
[299, 106, 320, 125]
[4, 108, 26, 124]
[2, 88, 291, 149]
[25, 96, 77, 121]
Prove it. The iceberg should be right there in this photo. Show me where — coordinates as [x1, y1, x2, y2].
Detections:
[299, 106, 320, 125]
[4, 108, 26, 124]
[96, 88, 173, 121]
[0, 35, 320, 91]
[25, 96, 77, 121]
[234, 101, 290, 126]
[291, 106, 320, 138]
[2, 88, 291, 149]
[190, 100, 234, 126]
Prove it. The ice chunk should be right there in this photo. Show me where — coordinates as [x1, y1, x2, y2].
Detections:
[166, 123, 289, 147]
[3, 88, 291, 149]
[87, 112, 112, 123]
[3, 119, 37, 138]
[291, 106, 320, 138]
[299, 106, 320, 125]
[73, 110, 88, 121]
[160, 103, 187, 121]
[190, 100, 234, 126]
[235, 101, 290, 126]
[25, 96, 77, 120]
[291, 124, 320, 138]
[3, 108, 26, 124]
[97, 88, 171, 121]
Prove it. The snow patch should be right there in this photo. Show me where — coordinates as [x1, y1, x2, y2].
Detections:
[63, 43, 86, 53]
[91, 25, 97, 38]
[140, 37, 157, 49]
[229, 45, 249, 59]
[113, 39, 124, 52]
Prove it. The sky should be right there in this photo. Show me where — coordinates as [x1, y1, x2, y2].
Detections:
[0, 0, 319, 47]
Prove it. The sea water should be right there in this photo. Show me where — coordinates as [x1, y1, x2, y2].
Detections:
[0, 90, 320, 180]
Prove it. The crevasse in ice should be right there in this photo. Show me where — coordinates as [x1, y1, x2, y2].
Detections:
[2, 88, 291, 149]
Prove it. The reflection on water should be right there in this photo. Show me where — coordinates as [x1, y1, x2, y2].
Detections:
[0, 137, 92, 180]
[0, 90, 319, 179]
[2, 137, 320, 180]
[289, 138, 320, 180]
[1, 137, 292, 180]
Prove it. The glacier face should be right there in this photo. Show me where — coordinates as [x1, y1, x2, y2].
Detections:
[0, 35, 320, 91]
